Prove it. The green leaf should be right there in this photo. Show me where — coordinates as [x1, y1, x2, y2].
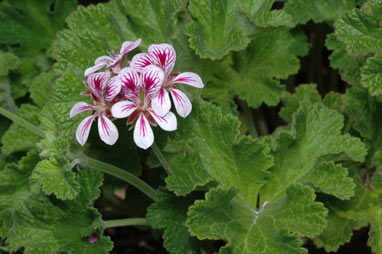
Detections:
[0, 151, 39, 238]
[166, 100, 273, 208]
[146, 189, 198, 254]
[344, 86, 382, 166]
[260, 102, 367, 201]
[305, 162, 356, 200]
[361, 53, 382, 96]
[186, 0, 250, 59]
[187, 184, 327, 254]
[30, 71, 54, 108]
[283, 0, 357, 25]
[7, 168, 113, 254]
[232, 28, 308, 108]
[279, 84, 321, 122]
[1, 104, 41, 155]
[325, 33, 367, 85]
[30, 156, 80, 200]
[0, 50, 19, 77]
[314, 210, 366, 252]
[166, 152, 211, 196]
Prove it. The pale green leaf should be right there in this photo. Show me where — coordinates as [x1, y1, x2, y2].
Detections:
[30, 71, 54, 108]
[30, 156, 80, 200]
[186, 0, 250, 59]
[305, 162, 356, 200]
[187, 184, 327, 254]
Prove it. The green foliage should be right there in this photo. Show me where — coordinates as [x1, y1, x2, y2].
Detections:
[1, 104, 41, 155]
[30, 156, 80, 200]
[7, 168, 113, 254]
[186, 0, 250, 59]
[0, 151, 39, 238]
[187, 185, 327, 254]
[30, 71, 54, 108]
[147, 189, 198, 254]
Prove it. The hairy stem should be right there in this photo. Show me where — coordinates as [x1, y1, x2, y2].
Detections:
[151, 143, 170, 174]
[103, 218, 150, 229]
[0, 106, 44, 137]
[0, 106, 157, 201]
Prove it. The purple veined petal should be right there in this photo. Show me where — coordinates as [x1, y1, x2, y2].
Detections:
[130, 53, 154, 72]
[86, 71, 111, 99]
[111, 101, 137, 118]
[169, 88, 192, 118]
[98, 114, 119, 145]
[95, 55, 113, 65]
[133, 113, 154, 150]
[118, 67, 141, 101]
[120, 38, 142, 55]
[84, 62, 108, 77]
[151, 88, 171, 117]
[169, 72, 204, 88]
[148, 43, 176, 75]
[148, 109, 177, 131]
[141, 65, 164, 102]
[70, 102, 95, 118]
[104, 76, 122, 102]
[76, 115, 96, 146]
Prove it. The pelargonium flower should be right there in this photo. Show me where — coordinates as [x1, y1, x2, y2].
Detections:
[84, 38, 142, 76]
[130, 43, 204, 118]
[70, 71, 121, 146]
[111, 65, 177, 149]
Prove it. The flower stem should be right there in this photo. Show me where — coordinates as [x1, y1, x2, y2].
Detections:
[103, 218, 149, 229]
[0, 106, 44, 137]
[151, 143, 170, 174]
[75, 155, 157, 200]
[0, 106, 157, 201]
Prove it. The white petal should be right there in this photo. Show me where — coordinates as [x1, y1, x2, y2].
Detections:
[148, 43, 176, 74]
[170, 89, 192, 118]
[86, 71, 111, 99]
[151, 88, 171, 116]
[95, 55, 113, 65]
[148, 109, 177, 131]
[98, 114, 119, 145]
[84, 62, 107, 77]
[120, 38, 142, 55]
[133, 113, 154, 150]
[141, 65, 164, 102]
[118, 67, 141, 101]
[130, 53, 154, 72]
[104, 76, 122, 102]
[76, 115, 96, 146]
[111, 101, 137, 118]
[170, 72, 204, 88]
[70, 102, 94, 118]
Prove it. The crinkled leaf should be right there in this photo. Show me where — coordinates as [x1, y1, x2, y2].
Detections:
[166, 153, 211, 196]
[146, 189, 198, 254]
[30, 156, 80, 200]
[361, 53, 382, 96]
[344, 86, 382, 166]
[186, 0, 250, 59]
[232, 28, 308, 108]
[7, 168, 113, 254]
[187, 184, 327, 254]
[1, 104, 41, 155]
[0, 151, 39, 238]
[166, 100, 273, 208]
[305, 162, 355, 200]
[313, 210, 366, 252]
[30, 71, 54, 107]
[0, 51, 19, 77]
[260, 103, 367, 201]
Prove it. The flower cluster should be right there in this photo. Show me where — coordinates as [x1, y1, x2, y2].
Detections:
[70, 39, 204, 149]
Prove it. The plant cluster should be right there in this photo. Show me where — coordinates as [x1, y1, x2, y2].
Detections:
[0, 0, 381, 254]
